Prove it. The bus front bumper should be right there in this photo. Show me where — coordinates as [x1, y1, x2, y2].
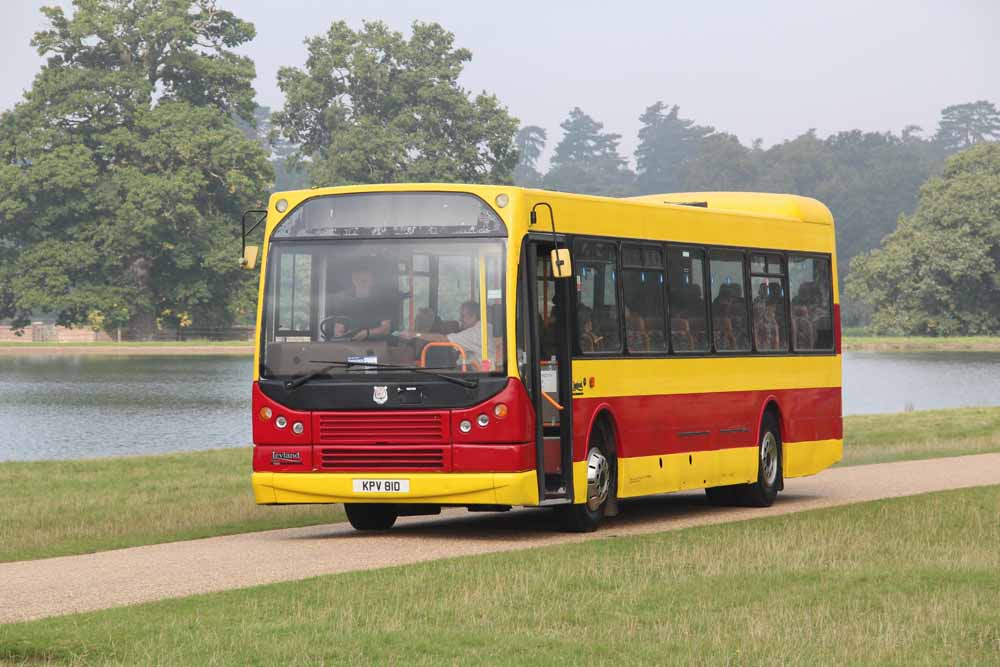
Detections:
[252, 470, 540, 506]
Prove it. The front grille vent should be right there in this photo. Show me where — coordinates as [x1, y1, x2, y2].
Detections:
[318, 446, 448, 471]
[316, 412, 447, 445]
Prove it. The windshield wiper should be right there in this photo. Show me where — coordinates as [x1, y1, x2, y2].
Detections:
[284, 359, 480, 391]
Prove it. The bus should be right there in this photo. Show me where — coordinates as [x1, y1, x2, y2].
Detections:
[245, 184, 842, 532]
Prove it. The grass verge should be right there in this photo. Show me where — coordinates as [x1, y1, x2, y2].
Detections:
[841, 405, 1000, 466]
[0, 448, 339, 563]
[4, 405, 1000, 563]
[2, 486, 998, 665]
[842, 335, 1000, 352]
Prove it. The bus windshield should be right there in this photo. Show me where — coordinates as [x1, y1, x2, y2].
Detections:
[261, 239, 506, 379]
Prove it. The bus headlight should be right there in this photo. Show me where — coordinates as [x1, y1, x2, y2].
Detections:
[292, 422, 304, 435]
[459, 420, 472, 433]
[275, 416, 288, 429]
[477, 414, 490, 428]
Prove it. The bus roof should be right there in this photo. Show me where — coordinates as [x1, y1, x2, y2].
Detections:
[627, 192, 834, 225]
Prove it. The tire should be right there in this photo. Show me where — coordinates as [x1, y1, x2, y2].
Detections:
[345, 503, 399, 531]
[740, 411, 782, 507]
[560, 422, 616, 532]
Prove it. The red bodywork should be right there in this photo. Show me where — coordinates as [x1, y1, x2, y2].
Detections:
[252, 379, 535, 474]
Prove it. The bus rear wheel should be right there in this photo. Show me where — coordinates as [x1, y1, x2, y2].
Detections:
[345, 503, 399, 531]
[560, 423, 615, 532]
[741, 412, 782, 507]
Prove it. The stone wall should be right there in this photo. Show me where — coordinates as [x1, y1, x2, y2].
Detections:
[0, 323, 112, 343]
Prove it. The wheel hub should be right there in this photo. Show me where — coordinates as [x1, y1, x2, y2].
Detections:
[586, 448, 610, 511]
[761, 431, 778, 487]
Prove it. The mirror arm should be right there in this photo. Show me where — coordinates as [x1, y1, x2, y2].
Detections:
[241, 209, 267, 258]
[530, 201, 570, 276]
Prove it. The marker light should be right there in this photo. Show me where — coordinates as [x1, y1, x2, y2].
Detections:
[477, 414, 490, 428]
[493, 403, 508, 418]
[459, 420, 473, 433]
[495, 193, 509, 208]
[275, 416, 288, 429]
[259, 407, 273, 420]
[275, 198, 289, 213]
[292, 422, 304, 435]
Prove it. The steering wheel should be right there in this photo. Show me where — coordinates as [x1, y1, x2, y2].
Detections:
[319, 316, 353, 341]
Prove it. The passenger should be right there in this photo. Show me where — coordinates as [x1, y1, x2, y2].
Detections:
[578, 305, 602, 352]
[327, 268, 397, 341]
[399, 301, 483, 363]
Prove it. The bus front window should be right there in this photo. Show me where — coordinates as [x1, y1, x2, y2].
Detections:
[261, 239, 506, 379]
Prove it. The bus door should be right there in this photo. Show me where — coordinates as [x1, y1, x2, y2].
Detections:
[526, 239, 574, 503]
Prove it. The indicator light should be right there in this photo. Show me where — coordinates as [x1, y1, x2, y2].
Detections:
[275, 198, 288, 212]
[477, 414, 490, 427]
[292, 422, 304, 435]
[275, 416, 288, 429]
[459, 420, 473, 433]
[495, 193, 509, 208]
[493, 403, 508, 418]
[259, 407, 273, 420]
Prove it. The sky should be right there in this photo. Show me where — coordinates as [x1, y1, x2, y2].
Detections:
[2, 0, 998, 166]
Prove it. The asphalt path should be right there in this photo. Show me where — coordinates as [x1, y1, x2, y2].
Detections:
[2, 453, 999, 624]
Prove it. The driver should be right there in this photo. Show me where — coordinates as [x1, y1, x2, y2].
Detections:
[399, 301, 482, 363]
[326, 268, 396, 341]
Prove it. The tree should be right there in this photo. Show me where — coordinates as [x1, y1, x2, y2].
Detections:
[544, 107, 634, 196]
[678, 132, 758, 191]
[273, 20, 518, 186]
[0, 0, 272, 337]
[635, 102, 713, 194]
[513, 125, 546, 187]
[935, 100, 1000, 151]
[846, 143, 1000, 335]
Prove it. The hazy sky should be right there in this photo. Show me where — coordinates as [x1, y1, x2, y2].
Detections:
[2, 1, 997, 164]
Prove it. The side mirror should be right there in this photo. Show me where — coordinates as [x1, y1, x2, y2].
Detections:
[241, 245, 259, 270]
[551, 248, 572, 279]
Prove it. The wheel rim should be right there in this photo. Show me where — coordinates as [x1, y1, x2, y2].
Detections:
[760, 431, 778, 487]
[585, 447, 610, 511]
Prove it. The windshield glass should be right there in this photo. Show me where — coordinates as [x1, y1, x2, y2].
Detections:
[261, 239, 506, 379]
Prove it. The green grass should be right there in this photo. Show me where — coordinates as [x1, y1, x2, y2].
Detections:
[842, 335, 1000, 352]
[842, 406, 1000, 466]
[0, 448, 339, 563]
[2, 486, 998, 665]
[3, 405, 999, 563]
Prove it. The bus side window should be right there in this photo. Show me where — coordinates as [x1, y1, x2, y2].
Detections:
[709, 250, 750, 352]
[750, 253, 788, 352]
[574, 240, 621, 353]
[789, 255, 834, 351]
[666, 247, 708, 353]
[622, 244, 666, 353]
[276, 251, 314, 340]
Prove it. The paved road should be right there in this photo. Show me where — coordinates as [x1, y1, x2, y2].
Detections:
[3, 453, 999, 624]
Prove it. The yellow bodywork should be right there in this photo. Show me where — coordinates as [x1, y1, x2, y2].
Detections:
[251, 185, 841, 507]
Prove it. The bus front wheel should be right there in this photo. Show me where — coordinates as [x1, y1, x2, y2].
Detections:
[345, 503, 399, 531]
[560, 423, 616, 532]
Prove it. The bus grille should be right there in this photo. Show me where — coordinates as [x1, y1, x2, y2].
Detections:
[318, 446, 448, 471]
[315, 412, 448, 445]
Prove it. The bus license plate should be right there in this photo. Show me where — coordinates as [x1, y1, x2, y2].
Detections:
[352, 479, 410, 493]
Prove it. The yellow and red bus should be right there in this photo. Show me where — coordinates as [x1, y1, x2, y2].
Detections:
[246, 185, 841, 531]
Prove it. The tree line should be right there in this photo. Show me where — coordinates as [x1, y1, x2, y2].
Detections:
[1, 1, 997, 337]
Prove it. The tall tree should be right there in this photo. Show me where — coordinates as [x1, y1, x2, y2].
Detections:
[634, 102, 713, 195]
[513, 125, 546, 187]
[273, 20, 518, 186]
[0, 0, 272, 337]
[935, 100, 1000, 151]
[846, 143, 1000, 335]
[544, 107, 634, 196]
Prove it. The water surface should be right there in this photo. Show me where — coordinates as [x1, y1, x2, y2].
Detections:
[2, 351, 999, 461]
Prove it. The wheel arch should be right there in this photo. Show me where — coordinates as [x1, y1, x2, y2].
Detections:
[583, 402, 620, 458]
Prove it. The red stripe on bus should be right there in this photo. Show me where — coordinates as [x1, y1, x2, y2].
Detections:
[572, 386, 842, 460]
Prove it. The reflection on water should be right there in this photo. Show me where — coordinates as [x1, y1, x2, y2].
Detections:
[2, 351, 999, 461]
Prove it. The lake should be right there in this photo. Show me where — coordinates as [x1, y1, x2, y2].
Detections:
[2, 351, 999, 461]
